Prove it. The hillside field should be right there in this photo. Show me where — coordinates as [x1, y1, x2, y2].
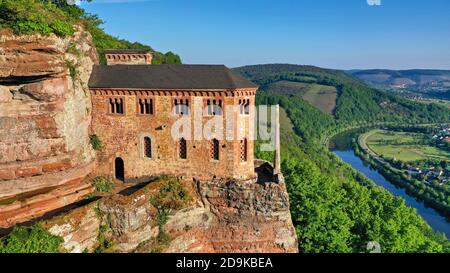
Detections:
[263, 81, 337, 114]
[364, 130, 450, 162]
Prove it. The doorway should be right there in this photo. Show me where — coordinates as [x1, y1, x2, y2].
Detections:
[115, 157, 124, 181]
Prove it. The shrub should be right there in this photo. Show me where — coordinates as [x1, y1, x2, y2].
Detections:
[150, 179, 192, 215]
[0, 224, 63, 253]
[149, 179, 192, 251]
[93, 176, 113, 193]
[89, 134, 103, 151]
[65, 60, 77, 81]
[0, 0, 75, 37]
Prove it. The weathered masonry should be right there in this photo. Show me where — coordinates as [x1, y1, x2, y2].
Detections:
[88, 51, 259, 182]
[104, 49, 153, 65]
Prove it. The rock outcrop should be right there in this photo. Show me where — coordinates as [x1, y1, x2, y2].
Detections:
[0, 27, 97, 227]
[42, 174, 298, 253]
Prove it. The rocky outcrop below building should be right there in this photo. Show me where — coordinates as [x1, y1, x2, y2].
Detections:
[42, 170, 298, 253]
[0, 27, 97, 227]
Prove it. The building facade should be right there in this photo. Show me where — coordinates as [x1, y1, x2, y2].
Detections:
[88, 51, 258, 182]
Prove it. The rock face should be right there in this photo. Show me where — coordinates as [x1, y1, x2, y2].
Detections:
[0, 28, 97, 227]
[42, 175, 298, 253]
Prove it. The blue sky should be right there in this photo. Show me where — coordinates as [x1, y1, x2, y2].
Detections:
[81, 0, 450, 69]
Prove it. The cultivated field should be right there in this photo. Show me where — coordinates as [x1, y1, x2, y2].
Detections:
[264, 81, 337, 114]
[363, 129, 450, 162]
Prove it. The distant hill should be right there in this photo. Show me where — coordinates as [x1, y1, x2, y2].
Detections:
[348, 69, 450, 99]
[235, 64, 450, 131]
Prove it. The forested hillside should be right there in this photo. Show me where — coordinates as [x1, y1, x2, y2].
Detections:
[238, 64, 450, 252]
[237, 64, 450, 127]
[0, 0, 182, 64]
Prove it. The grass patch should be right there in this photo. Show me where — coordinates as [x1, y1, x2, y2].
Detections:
[365, 130, 450, 162]
[93, 176, 114, 193]
[0, 224, 63, 253]
[301, 84, 338, 114]
[263, 81, 338, 114]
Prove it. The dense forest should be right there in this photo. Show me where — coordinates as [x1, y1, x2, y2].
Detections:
[239, 64, 450, 252]
[0, 0, 182, 65]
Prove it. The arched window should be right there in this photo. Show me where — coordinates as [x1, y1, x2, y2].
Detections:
[179, 138, 187, 159]
[144, 137, 152, 158]
[240, 138, 248, 162]
[211, 138, 220, 160]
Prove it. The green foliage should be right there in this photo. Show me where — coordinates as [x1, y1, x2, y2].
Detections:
[0, 0, 75, 37]
[92, 176, 113, 193]
[65, 60, 77, 81]
[94, 224, 114, 253]
[0, 0, 182, 64]
[284, 157, 445, 253]
[0, 224, 63, 253]
[89, 134, 103, 151]
[149, 178, 191, 251]
[150, 178, 192, 216]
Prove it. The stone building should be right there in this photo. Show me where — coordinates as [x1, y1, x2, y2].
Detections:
[104, 49, 153, 65]
[88, 50, 259, 182]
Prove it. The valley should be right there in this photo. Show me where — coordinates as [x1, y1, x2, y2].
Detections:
[239, 63, 450, 252]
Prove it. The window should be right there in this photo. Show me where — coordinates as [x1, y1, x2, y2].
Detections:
[174, 98, 189, 115]
[239, 99, 250, 115]
[206, 99, 223, 116]
[179, 138, 187, 159]
[144, 137, 152, 158]
[108, 97, 125, 115]
[137, 97, 153, 115]
[240, 138, 248, 162]
[211, 138, 220, 161]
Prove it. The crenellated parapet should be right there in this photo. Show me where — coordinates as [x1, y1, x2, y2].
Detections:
[104, 49, 153, 65]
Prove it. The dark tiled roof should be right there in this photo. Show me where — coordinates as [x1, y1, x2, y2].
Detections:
[104, 49, 151, 54]
[88, 64, 258, 90]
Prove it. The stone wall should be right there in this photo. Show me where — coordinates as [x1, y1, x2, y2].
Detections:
[105, 53, 153, 65]
[90, 91, 256, 182]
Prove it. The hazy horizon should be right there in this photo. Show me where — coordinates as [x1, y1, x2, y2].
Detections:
[81, 0, 450, 70]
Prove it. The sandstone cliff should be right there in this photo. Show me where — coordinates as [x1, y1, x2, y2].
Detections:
[0, 27, 97, 227]
[42, 173, 298, 253]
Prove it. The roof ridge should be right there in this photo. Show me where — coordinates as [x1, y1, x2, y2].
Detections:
[88, 64, 258, 90]
[222, 66, 238, 89]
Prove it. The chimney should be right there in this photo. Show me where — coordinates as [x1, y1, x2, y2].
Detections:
[104, 49, 153, 65]
[273, 105, 281, 176]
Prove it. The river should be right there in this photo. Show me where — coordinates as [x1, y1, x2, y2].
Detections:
[333, 149, 450, 238]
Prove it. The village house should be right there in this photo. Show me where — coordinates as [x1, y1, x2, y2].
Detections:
[88, 49, 260, 182]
